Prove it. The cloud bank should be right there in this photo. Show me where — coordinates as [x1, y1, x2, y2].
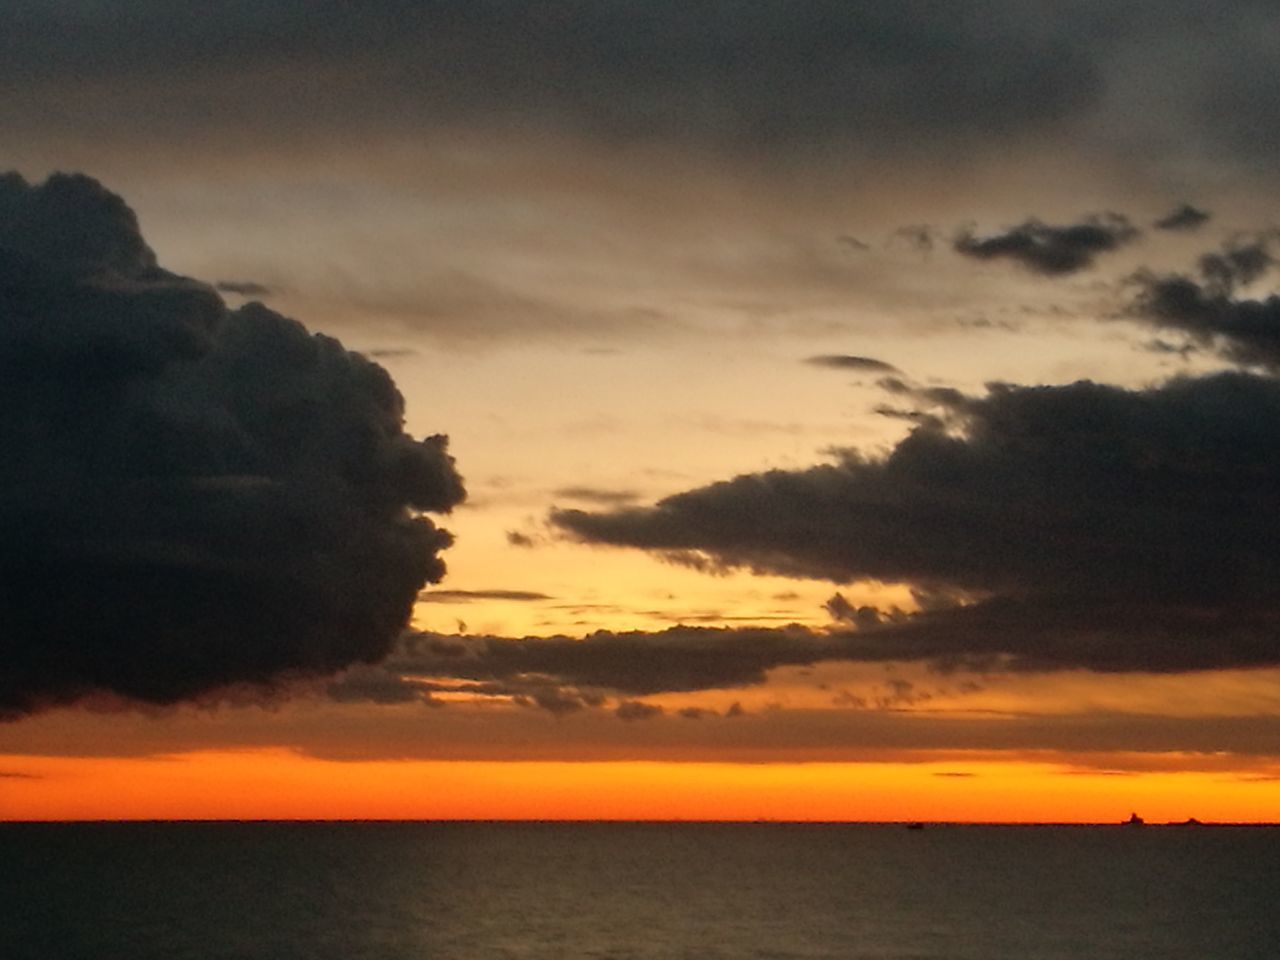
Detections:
[0, 173, 465, 717]
[551, 372, 1280, 676]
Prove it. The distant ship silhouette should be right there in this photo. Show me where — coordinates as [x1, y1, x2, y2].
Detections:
[1122, 812, 1145, 826]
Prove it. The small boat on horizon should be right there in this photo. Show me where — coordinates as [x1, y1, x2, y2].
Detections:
[1122, 812, 1145, 826]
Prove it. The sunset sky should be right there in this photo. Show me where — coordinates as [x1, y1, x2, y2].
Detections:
[4, 2, 1280, 822]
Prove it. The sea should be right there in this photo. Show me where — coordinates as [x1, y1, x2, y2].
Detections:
[2, 821, 1277, 960]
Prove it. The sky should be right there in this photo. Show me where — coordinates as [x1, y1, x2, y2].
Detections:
[4, 1, 1280, 822]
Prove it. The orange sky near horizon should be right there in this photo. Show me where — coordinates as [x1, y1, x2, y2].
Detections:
[4, 751, 1279, 825]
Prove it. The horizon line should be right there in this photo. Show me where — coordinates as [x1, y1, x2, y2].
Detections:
[4, 817, 1276, 827]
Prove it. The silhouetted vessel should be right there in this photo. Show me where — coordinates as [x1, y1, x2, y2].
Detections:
[1122, 812, 1145, 826]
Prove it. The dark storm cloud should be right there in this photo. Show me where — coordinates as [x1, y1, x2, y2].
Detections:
[953, 214, 1139, 275]
[1138, 284, 1280, 368]
[552, 372, 1280, 673]
[827, 597, 1280, 675]
[804, 355, 900, 374]
[553, 372, 1280, 597]
[0, 172, 465, 718]
[1134, 238, 1280, 368]
[0, 2, 1108, 155]
[1153, 204, 1211, 231]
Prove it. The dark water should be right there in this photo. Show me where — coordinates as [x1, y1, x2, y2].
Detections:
[2, 822, 1278, 960]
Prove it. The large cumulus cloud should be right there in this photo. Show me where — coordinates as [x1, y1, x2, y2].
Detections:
[0, 173, 465, 717]
[552, 372, 1280, 672]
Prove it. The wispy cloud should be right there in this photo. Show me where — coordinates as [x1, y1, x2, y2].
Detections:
[1152, 204, 1211, 232]
[954, 213, 1139, 275]
[804, 355, 900, 374]
[419, 590, 554, 603]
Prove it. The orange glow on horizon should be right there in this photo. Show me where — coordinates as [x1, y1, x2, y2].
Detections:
[3, 750, 1278, 824]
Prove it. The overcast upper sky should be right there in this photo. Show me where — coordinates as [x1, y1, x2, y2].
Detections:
[4, 1, 1280, 820]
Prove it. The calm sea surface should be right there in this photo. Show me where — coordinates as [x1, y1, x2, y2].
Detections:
[2, 822, 1278, 960]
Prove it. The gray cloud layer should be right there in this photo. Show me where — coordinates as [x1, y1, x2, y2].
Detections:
[0, 173, 465, 717]
[2, 2, 1104, 154]
[7, 0, 1280, 185]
